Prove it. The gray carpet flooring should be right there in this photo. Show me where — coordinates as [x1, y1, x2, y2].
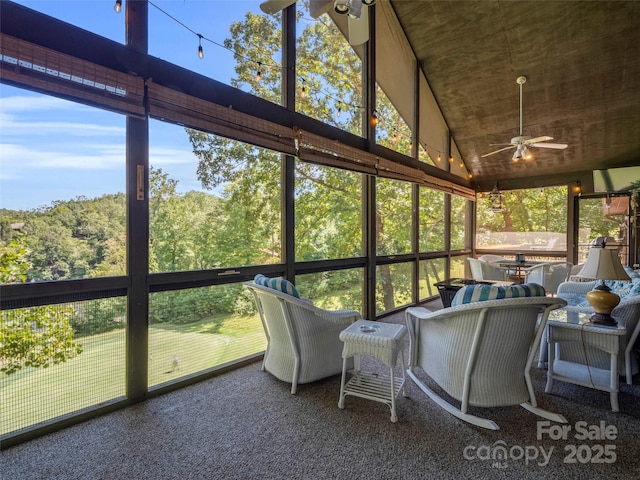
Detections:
[2, 306, 640, 480]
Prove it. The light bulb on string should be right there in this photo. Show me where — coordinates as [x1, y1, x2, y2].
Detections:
[299, 78, 307, 98]
[448, 156, 454, 163]
[437, 154, 441, 162]
[336, 102, 342, 118]
[370, 110, 378, 126]
[197, 34, 204, 59]
[255, 62, 262, 82]
[114, 0, 122, 13]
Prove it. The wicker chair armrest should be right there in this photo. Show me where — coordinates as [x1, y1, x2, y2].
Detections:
[557, 281, 597, 295]
[314, 308, 362, 324]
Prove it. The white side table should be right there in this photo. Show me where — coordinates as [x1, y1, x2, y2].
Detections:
[545, 309, 626, 412]
[338, 319, 407, 422]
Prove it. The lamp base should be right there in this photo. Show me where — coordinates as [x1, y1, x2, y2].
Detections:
[588, 312, 618, 327]
[586, 283, 620, 327]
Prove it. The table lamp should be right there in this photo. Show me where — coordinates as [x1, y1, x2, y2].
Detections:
[577, 245, 631, 326]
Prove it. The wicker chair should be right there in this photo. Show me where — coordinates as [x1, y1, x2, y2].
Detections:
[244, 281, 361, 394]
[405, 296, 567, 430]
[551, 281, 640, 383]
[467, 257, 508, 281]
[523, 261, 573, 295]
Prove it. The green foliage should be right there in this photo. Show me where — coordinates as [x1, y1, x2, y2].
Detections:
[149, 284, 244, 325]
[71, 297, 127, 337]
[0, 305, 82, 375]
[0, 235, 30, 283]
[0, 236, 83, 375]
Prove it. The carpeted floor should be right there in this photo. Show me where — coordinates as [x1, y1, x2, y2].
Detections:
[2, 305, 640, 479]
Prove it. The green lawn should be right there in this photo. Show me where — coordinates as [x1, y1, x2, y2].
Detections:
[1, 313, 265, 435]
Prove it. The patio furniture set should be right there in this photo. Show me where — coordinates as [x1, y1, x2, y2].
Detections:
[244, 269, 640, 430]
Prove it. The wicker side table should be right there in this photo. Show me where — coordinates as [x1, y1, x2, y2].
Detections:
[338, 319, 407, 422]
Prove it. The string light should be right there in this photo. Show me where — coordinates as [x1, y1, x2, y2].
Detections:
[146, 0, 469, 172]
[572, 181, 582, 194]
[114, 0, 122, 13]
[255, 62, 262, 82]
[197, 34, 204, 59]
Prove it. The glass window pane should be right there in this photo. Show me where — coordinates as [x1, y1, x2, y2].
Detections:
[148, 284, 265, 389]
[296, 5, 362, 134]
[0, 86, 126, 282]
[476, 186, 568, 254]
[578, 196, 630, 265]
[419, 188, 445, 252]
[450, 194, 467, 250]
[148, 1, 281, 102]
[295, 162, 362, 261]
[376, 262, 412, 313]
[419, 258, 445, 300]
[375, 85, 412, 156]
[150, 128, 281, 272]
[376, 178, 412, 256]
[295, 269, 363, 313]
[1, 298, 126, 435]
[451, 255, 467, 278]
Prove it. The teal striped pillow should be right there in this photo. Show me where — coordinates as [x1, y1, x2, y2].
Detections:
[254, 274, 300, 298]
[451, 283, 546, 306]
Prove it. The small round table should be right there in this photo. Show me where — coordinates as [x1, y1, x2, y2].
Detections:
[338, 319, 407, 422]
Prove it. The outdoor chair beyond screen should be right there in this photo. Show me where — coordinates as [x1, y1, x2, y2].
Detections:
[405, 296, 568, 430]
[244, 281, 361, 394]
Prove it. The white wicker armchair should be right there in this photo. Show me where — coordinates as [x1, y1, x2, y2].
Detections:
[523, 261, 573, 295]
[244, 282, 361, 394]
[406, 296, 567, 430]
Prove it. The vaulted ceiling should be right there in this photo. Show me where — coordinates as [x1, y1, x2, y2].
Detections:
[390, 0, 640, 192]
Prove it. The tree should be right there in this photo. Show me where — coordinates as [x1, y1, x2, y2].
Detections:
[0, 236, 82, 375]
[186, 6, 414, 310]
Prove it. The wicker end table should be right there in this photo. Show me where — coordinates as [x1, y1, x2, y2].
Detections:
[338, 319, 407, 422]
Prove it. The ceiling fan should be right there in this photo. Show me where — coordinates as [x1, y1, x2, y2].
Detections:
[481, 76, 568, 161]
[259, 0, 376, 46]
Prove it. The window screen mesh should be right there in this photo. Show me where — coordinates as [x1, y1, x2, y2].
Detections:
[1, 297, 126, 435]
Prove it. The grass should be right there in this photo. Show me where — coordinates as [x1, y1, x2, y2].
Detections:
[0, 312, 265, 435]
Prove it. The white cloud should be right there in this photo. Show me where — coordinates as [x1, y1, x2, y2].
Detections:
[0, 143, 124, 170]
[0, 114, 124, 137]
[0, 95, 90, 113]
[149, 145, 197, 166]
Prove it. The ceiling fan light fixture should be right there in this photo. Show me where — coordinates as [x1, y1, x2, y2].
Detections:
[334, 0, 350, 14]
[522, 146, 533, 160]
[512, 145, 523, 161]
[362, 0, 376, 5]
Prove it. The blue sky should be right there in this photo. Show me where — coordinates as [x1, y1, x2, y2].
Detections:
[0, 0, 270, 211]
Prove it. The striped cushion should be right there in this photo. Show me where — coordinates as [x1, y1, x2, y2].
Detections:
[451, 283, 546, 306]
[254, 274, 300, 298]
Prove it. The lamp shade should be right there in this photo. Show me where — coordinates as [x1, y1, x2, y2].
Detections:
[577, 247, 630, 281]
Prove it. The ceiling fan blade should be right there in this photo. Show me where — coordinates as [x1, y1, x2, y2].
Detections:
[348, 5, 369, 45]
[488, 143, 515, 147]
[524, 136, 553, 144]
[481, 145, 516, 158]
[260, 0, 296, 14]
[531, 142, 568, 150]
